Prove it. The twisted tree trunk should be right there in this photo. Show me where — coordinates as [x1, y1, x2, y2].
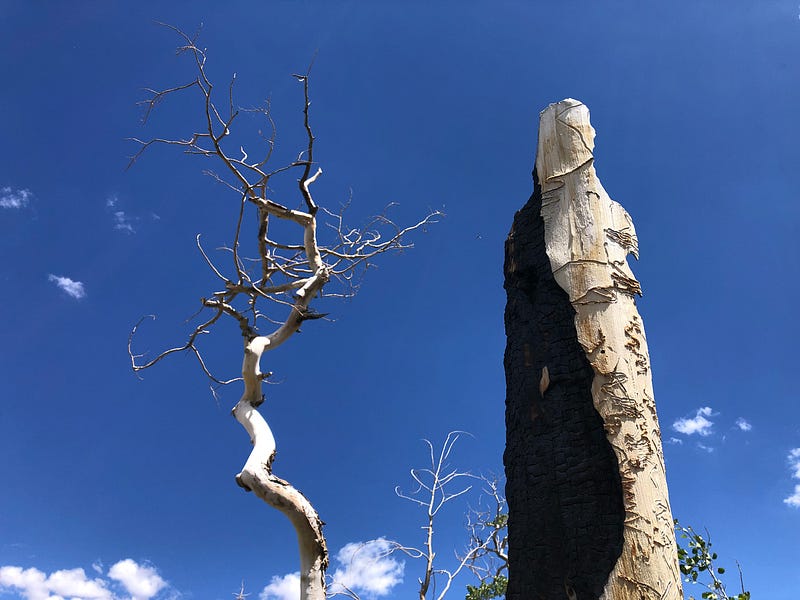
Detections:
[504, 99, 681, 600]
[233, 302, 329, 600]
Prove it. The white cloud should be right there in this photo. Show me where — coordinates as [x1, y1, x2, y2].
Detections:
[735, 418, 752, 432]
[789, 448, 800, 479]
[0, 565, 112, 600]
[108, 559, 167, 600]
[0, 560, 171, 600]
[784, 448, 800, 507]
[329, 538, 403, 599]
[261, 539, 403, 600]
[0, 187, 32, 209]
[48, 274, 86, 299]
[673, 406, 714, 436]
[0, 566, 49, 600]
[48, 568, 112, 599]
[696, 443, 715, 453]
[260, 572, 300, 600]
[785, 484, 800, 508]
[667, 437, 683, 445]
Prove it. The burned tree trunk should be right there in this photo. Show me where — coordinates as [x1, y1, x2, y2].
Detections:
[504, 99, 681, 600]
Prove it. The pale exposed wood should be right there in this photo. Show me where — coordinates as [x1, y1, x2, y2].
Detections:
[538, 366, 550, 396]
[537, 99, 682, 600]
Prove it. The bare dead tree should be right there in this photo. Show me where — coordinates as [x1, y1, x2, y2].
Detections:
[393, 432, 501, 600]
[127, 25, 439, 600]
[233, 581, 250, 600]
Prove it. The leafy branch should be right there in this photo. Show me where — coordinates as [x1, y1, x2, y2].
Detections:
[676, 521, 750, 600]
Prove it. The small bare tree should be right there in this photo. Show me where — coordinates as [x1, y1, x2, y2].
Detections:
[127, 25, 438, 600]
[393, 432, 506, 600]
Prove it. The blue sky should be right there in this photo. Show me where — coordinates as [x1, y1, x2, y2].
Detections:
[1, 2, 799, 599]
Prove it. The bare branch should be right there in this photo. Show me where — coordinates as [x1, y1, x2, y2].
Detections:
[126, 132, 210, 170]
[203, 169, 245, 194]
[138, 80, 200, 124]
[232, 194, 247, 283]
[128, 311, 237, 387]
[196, 234, 228, 282]
[292, 71, 317, 214]
[228, 72, 237, 122]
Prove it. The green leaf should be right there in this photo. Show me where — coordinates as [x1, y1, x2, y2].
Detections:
[465, 575, 507, 600]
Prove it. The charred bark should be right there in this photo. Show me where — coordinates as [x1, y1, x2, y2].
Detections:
[504, 172, 624, 600]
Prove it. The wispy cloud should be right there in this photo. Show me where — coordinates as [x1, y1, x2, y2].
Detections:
[261, 539, 403, 600]
[673, 407, 714, 437]
[48, 274, 86, 299]
[735, 418, 752, 432]
[0, 559, 169, 600]
[106, 195, 137, 233]
[0, 187, 32, 209]
[113, 210, 136, 233]
[785, 448, 800, 508]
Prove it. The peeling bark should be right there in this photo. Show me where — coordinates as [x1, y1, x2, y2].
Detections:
[504, 99, 681, 600]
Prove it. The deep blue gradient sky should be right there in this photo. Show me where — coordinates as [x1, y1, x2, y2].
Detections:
[1, 2, 799, 599]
